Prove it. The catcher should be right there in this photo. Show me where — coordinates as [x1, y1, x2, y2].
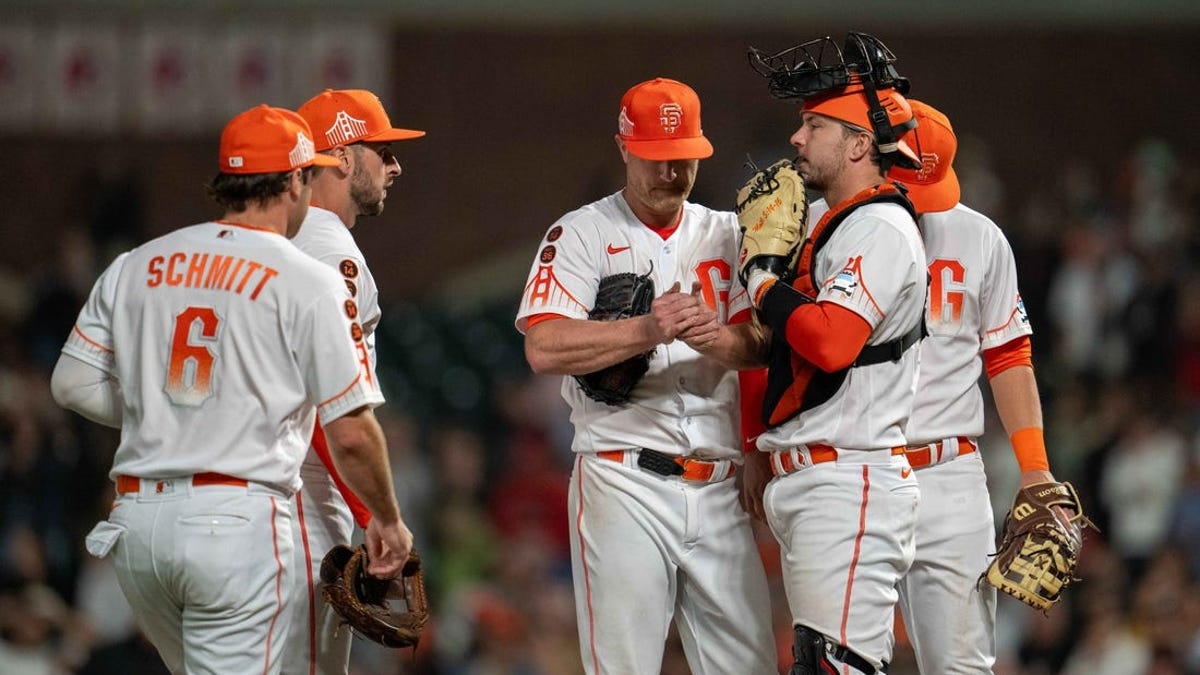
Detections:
[515, 77, 777, 675]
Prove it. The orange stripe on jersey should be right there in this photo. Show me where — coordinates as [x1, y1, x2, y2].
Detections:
[263, 497, 285, 675]
[575, 456, 600, 675]
[72, 325, 113, 354]
[311, 423, 372, 528]
[318, 373, 362, 409]
[738, 369, 767, 453]
[525, 313, 568, 329]
[294, 492, 319, 673]
[841, 466, 871, 648]
[983, 335, 1032, 379]
[985, 306, 1026, 337]
[523, 265, 588, 313]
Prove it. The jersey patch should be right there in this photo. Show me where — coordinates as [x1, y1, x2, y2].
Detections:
[1016, 294, 1030, 327]
[546, 225, 563, 242]
[344, 279, 357, 297]
[344, 300, 358, 320]
[830, 266, 860, 298]
[339, 259, 359, 279]
[350, 322, 363, 342]
[540, 245, 556, 263]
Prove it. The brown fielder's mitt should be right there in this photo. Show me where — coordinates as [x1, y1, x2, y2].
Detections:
[321, 544, 429, 648]
[981, 481, 1096, 611]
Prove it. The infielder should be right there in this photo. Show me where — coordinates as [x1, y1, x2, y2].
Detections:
[738, 80, 927, 673]
[515, 78, 776, 675]
[285, 88, 424, 675]
[50, 105, 414, 675]
[882, 100, 1069, 674]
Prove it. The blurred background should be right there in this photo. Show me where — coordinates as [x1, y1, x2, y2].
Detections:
[1, 1, 1199, 673]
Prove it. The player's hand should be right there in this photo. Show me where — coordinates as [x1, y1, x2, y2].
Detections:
[648, 282, 708, 344]
[678, 281, 721, 350]
[363, 515, 413, 579]
[739, 451, 773, 522]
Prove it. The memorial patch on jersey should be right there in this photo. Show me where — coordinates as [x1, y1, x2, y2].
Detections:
[344, 299, 358, 320]
[830, 267, 860, 298]
[345, 279, 358, 297]
[540, 245, 556, 263]
[1016, 295, 1030, 327]
[546, 225, 563, 242]
[339, 259, 359, 279]
[350, 322, 363, 342]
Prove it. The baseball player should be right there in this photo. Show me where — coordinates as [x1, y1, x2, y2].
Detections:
[284, 88, 424, 675]
[738, 79, 927, 674]
[49, 105, 414, 675]
[515, 78, 776, 675]
[879, 100, 1068, 674]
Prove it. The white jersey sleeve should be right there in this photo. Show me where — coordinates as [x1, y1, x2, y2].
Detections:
[63, 252, 129, 374]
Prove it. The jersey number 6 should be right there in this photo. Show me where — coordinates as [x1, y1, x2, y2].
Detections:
[165, 306, 220, 407]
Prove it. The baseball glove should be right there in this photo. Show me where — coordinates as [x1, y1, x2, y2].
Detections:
[320, 544, 429, 648]
[735, 158, 809, 287]
[573, 270, 656, 405]
[982, 481, 1095, 612]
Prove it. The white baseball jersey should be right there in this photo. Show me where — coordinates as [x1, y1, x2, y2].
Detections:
[515, 191, 750, 461]
[64, 221, 382, 494]
[906, 203, 1032, 444]
[517, 192, 776, 675]
[757, 199, 927, 452]
[283, 205, 382, 675]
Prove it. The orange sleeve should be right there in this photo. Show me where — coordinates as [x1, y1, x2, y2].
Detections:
[783, 302, 872, 372]
[983, 335, 1033, 379]
[311, 424, 372, 528]
[738, 368, 768, 453]
[1011, 427, 1050, 472]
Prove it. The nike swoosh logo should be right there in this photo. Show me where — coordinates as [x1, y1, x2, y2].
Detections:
[901, 467, 912, 479]
[607, 244, 631, 255]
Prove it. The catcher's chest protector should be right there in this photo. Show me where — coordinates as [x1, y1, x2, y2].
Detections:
[763, 183, 919, 428]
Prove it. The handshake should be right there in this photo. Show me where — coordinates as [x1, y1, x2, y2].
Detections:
[735, 159, 809, 307]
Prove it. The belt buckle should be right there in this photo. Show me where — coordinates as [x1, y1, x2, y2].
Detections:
[637, 448, 685, 477]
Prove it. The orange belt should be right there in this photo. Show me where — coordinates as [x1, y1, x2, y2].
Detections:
[597, 449, 734, 483]
[771, 445, 906, 477]
[904, 437, 976, 470]
[116, 472, 248, 495]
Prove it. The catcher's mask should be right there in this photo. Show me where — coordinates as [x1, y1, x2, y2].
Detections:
[748, 32, 920, 170]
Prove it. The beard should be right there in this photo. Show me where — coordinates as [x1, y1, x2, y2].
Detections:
[350, 162, 386, 217]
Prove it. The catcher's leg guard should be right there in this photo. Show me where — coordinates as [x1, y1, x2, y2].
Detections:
[789, 625, 887, 675]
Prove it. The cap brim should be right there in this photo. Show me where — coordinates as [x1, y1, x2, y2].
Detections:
[309, 155, 342, 168]
[898, 166, 960, 214]
[367, 128, 426, 142]
[624, 136, 713, 161]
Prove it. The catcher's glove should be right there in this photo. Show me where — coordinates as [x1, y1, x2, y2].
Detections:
[735, 158, 809, 288]
[982, 481, 1096, 612]
[573, 270, 656, 405]
[321, 544, 429, 648]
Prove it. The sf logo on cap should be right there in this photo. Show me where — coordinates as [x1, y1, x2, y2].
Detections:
[659, 103, 682, 134]
[916, 153, 941, 181]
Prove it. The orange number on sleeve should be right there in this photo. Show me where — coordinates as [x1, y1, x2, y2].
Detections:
[165, 306, 220, 406]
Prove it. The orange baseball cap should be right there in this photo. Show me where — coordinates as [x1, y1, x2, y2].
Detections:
[888, 99, 960, 214]
[297, 89, 425, 152]
[219, 105, 340, 175]
[802, 83, 920, 168]
[618, 78, 714, 161]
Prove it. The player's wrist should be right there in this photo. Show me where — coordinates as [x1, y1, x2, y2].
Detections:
[747, 269, 779, 308]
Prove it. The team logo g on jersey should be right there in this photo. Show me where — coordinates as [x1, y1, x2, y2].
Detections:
[659, 103, 682, 134]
